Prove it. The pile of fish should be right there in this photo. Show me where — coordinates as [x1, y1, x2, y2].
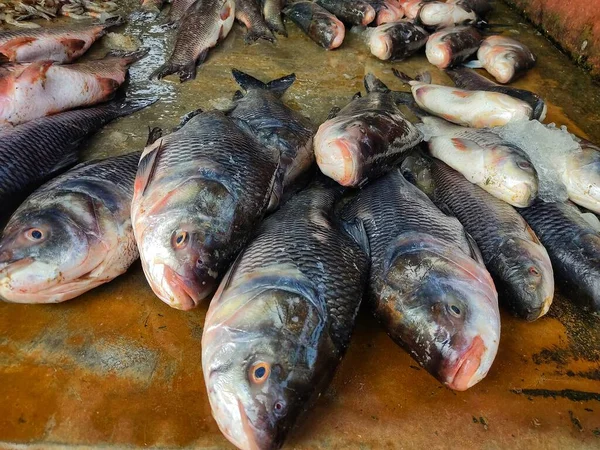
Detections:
[0, 0, 120, 27]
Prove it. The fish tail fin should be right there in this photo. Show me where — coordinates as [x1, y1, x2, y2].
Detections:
[364, 73, 389, 93]
[232, 68, 296, 97]
[243, 27, 276, 44]
[107, 47, 149, 64]
[103, 97, 158, 118]
[392, 69, 431, 85]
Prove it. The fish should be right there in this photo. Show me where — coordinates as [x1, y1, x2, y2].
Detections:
[141, 0, 165, 12]
[425, 26, 482, 69]
[0, 16, 124, 63]
[283, 1, 345, 50]
[166, 0, 197, 22]
[228, 69, 315, 210]
[430, 159, 554, 320]
[316, 0, 376, 26]
[366, 0, 404, 26]
[477, 35, 536, 84]
[560, 138, 600, 213]
[151, 0, 235, 82]
[394, 70, 534, 128]
[0, 49, 147, 126]
[368, 21, 429, 61]
[202, 183, 369, 450]
[519, 200, 600, 314]
[0, 97, 156, 215]
[261, 0, 286, 36]
[131, 110, 279, 310]
[235, 0, 275, 43]
[0, 152, 141, 304]
[340, 169, 500, 390]
[417, 0, 477, 28]
[420, 115, 538, 207]
[445, 67, 547, 121]
[314, 74, 423, 187]
[448, 0, 491, 18]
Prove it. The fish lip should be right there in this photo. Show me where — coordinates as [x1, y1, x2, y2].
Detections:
[0, 256, 35, 277]
[316, 136, 358, 186]
[445, 335, 486, 391]
[161, 264, 208, 310]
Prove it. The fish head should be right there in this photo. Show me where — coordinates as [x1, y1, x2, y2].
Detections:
[136, 179, 235, 310]
[486, 144, 538, 207]
[380, 232, 500, 391]
[495, 235, 554, 320]
[369, 27, 393, 60]
[375, 0, 404, 25]
[203, 268, 334, 450]
[563, 148, 600, 213]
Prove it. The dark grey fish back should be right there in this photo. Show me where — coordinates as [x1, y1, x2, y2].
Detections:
[519, 201, 594, 243]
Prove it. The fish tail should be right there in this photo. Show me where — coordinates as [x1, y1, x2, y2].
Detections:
[232, 68, 296, 97]
[364, 73, 389, 93]
[150, 58, 198, 82]
[243, 27, 276, 44]
[106, 47, 150, 64]
[267, 20, 287, 37]
[100, 15, 126, 29]
[392, 68, 431, 84]
[103, 97, 159, 118]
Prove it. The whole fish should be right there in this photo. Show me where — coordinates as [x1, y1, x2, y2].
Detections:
[562, 139, 600, 213]
[0, 17, 124, 63]
[141, 0, 165, 12]
[519, 200, 600, 314]
[417, 1, 477, 28]
[202, 184, 369, 450]
[261, 0, 286, 36]
[316, 0, 376, 26]
[229, 69, 315, 209]
[431, 160, 554, 320]
[235, 0, 274, 43]
[151, 0, 235, 82]
[314, 74, 422, 187]
[446, 67, 546, 121]
[0, 152, 141, 304]
[366, 0, 403, 25]
[0, 97, 155, 212]
[0, 49, 147, 126]
[425, 26, 482, 69]
[448, 0, 491, 18]
[166, 0, 197, 22]
[131, 110, 279, 310]
[368, 21, 429, 61]
[477, 35, 536, 84]
[394, 70, 534, 128]
[283, 1, 345, 50]
[421, 116, 538, 207]
[340, 169, 500, 390]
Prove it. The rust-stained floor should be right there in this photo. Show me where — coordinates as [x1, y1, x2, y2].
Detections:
[1, 1, 600, 449]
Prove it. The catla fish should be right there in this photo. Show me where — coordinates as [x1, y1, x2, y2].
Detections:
[340, 169, 500, 391]
[0, 49, 147, 126]
[131, 110, 279, 311]
[229, 69, 315, 210]
[235, 0, 275, 43]
[0, 152, 141, 304]
[368, 21, 429, 61]
[476, 35, 536, 84]
[316, 0, 376, 26]
[202, 183, 369, 450]
[314, 74, 422, 187]
[425, 26, 482, 69]
[0, 17, 124, 63]
[151, 0, 235, 82]
[283, 1, 345, 50]
[431, 160, 554, 321]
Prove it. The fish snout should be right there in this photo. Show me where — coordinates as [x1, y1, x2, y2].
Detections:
[362, 5, 376, 26]
[160, 264, 213, 310]
[446, 335, 486, 391]
[315, 136, 359, 186]
[370, 33, 392, 60]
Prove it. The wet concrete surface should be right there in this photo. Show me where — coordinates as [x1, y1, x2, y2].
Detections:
[1, 0, 600, 448]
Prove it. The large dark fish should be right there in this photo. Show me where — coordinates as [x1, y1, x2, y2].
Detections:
[477, 35, 536, 84]
[340, 169, 500, 390]
[519, 200, 600, 314]
[261, 0, 287, 36]
[368, 21, 429, 61]
[445, 67, 546, 121]
[283, 1, 345, 50]
[0, 17, 124, 63]
[0, 97, 156, 215]
[202, 184, 369, 450]
[131, 110, 279, 310]
[0, 152, 141, 304]
[431, 160, 554, 321]
[316, 0, 376, 26]
[235, 0, 275, 43]
[151, 0, 235, 82]
[229, 69, 315, 209]
[314, 74, 422, 186]
[425, 26, 482, 69]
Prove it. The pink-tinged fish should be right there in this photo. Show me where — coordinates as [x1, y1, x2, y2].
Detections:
[0, 49, 147, 126]
[0, 17, 124, 64]
[367, 0, 404, 25]
[401, 0, 424, 20]
[425, 26, 482, 69]
[477, 35, 536, 84]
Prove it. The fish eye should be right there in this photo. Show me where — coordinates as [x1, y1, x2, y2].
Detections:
[249, 362, 271, 384]
[517, 160, 532, 170]
[448, 304, 462, 317]
[172, 230, 188, 249]
[25, 228, 44, 241]
[273, 400, 287, 416]
[529, 266, 540, 276]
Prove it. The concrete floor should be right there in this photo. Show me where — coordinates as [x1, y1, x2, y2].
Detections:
[0, 0, 599, 449]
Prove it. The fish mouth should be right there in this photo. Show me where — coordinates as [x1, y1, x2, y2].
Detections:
[362, 5, 376, 25]
[446, 335, 486, 391]
[370, 34, 391, 60]
[328, 17, 345, 50]
[0, 256, 35, 277]
[160, 264, 211, 310]
[315, 136, 358, 186]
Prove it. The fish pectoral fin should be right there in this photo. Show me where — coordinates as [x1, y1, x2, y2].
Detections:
[327, 106, 341, 120]
[146, 126, 163, 146]
[342, 218, 371, 257]
[97, 76, 121, 97]
[136, 139, 164, 195]
[463, 59, 483, 69]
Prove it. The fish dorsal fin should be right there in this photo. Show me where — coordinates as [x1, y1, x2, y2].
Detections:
[342, 218, 371, 257]
[173, 108, 203, 131]
[364, 73, 389, 93]
[327, 106, 341, 120]
[146, 126, 162, 146]
[136, 139, 164, 196]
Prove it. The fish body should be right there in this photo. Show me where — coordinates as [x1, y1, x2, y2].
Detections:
[425, 26, 481, 69]
[366, 0, 403, 25]
[0, 17, 124, 63]
[131, 110, 279, 310]
[0, 49, 146, 126]
[314, 74, 422, 187]
[445, 67, 546, 121]
[0, 97, 155, 212]
[431, 160, 554, 320]
[316, 0, 376, 26]
[519, 200, 600, 314]
[202, 184, 369, 450]
[422, 116, 538, 207]
[167, 0, 197, 22]
[477, 35, 536, 84]
[261, 0, 286, 36]
[418, 1, 477, 28]
[235, 0, 274, 43]
[340, 170, 500, 390]
[283, 1, 345, 50]
[152, 0, 235, 82]
[0, 152, 141, 304]
[368, 21, 429, 61]
[229, 69, 315, 210]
